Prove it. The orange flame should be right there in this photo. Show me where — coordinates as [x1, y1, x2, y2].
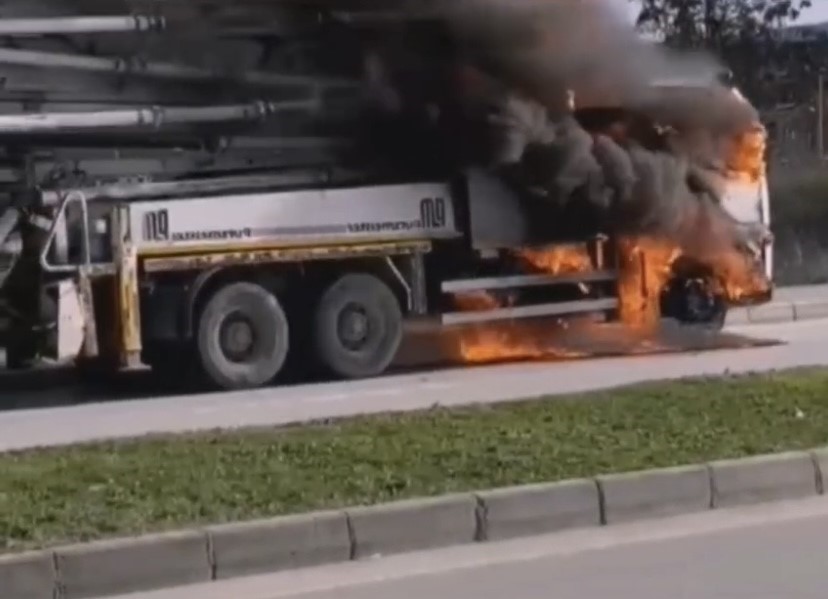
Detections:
[514, 244, 593, 274]
[455, 322, 589, 364]
[724, 126, 766, 184]
[449, 239, 690, 362]
[616, 236, 682, 330]
[452, 291, 501, 312]
[613, 228, 769, 327]
[451, 243, 596, 363]
[704, 245, 772, 304]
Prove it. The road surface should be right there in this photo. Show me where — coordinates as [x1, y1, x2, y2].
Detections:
[104, 496, 828, 599]
[1, 315, 828, 451]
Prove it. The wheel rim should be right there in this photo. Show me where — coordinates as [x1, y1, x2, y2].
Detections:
[336, 302, 371, 351]
[219, 311, 257, 362]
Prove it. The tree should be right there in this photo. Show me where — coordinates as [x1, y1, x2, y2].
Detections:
[633, 0, 812, 50]
[631, 0, 814, 105]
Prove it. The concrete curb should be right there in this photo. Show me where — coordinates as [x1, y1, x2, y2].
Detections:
[726, 298, 828, 326]
[3, 448, 827, 599]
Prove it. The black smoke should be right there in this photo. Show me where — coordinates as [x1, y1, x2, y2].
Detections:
[346, 0, 771, 298]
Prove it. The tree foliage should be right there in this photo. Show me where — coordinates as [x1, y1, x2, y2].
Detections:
[633, 0, 812, 49]
[632, 0, 815, 105]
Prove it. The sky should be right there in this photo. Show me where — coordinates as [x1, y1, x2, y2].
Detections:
[621, 1, 828, 27]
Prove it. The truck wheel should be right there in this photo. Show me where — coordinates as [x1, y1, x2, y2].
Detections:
[665, 279, 727, 331]
[196, 282, 290, 390]
[312, 273, 403, 379]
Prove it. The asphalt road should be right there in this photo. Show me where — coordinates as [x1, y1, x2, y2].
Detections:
[0, 314, 827, 452]
[103, 496, 828, 599]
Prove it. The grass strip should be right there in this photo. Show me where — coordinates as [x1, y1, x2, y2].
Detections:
[4, 366, 828, 552]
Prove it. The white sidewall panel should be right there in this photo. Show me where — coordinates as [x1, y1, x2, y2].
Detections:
[127, 183, 459, 251]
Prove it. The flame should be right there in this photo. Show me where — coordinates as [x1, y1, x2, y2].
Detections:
[455, 322, 589, 364]
[514, 243, 593, 274]
[616, 236, 682, 330]
[704, 244, 772, 304]
[450, 243, 597, 363]
[724, 126, 766, 184]
[449, 238, 688, 362]
[452, 291, 501, 312]
[450, 231, 768, 365]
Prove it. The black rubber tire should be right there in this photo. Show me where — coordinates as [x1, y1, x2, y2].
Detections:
[665, 280, 728, 331]
[196, 281, 290, 390]
[312, 273, 403, 379]
[700, 303, 727, 331]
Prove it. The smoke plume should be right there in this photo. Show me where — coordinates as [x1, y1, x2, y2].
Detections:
[356, 0, 770, 303]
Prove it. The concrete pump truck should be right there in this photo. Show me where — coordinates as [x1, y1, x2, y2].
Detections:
[0, 9, 773, 390]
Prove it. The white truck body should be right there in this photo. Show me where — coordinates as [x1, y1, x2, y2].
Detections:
[128, 183, 461, 253]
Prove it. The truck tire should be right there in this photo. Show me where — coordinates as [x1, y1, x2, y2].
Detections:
[663, 279, 727, 331]
[684, 294, 727, 331]
[196, 282, 290, 390]
[312, 273, 403, 379]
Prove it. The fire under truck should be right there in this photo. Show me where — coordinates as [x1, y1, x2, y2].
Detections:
[0, 10, 774, 390]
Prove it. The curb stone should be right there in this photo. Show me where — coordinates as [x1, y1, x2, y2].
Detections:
[7, 447, 828, 599]
[792, 300, 828, 321]
[0, 551, 55, 599]
[710, 451, 819, 508]
[207, 510, 351, 580]
[810, 447, 828, 494]
[55, 530, 211, 599]
[727, 298, 828, 326]
[597, 463, 711, 524]
[476, 479, 599, 540]
[346, 493, 479, 559]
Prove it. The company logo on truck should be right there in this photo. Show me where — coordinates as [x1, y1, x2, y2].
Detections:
[420, 197, 447, 228]
[142, 208, 252, 242]
[346, 197, 448, 233]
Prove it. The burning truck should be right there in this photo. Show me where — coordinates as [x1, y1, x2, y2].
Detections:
[0, 0, 773, 388]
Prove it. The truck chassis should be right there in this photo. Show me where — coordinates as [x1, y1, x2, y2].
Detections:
[13, 167, 630, 390]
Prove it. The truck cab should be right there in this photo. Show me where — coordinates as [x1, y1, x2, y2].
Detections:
[637, 77, 774, 327]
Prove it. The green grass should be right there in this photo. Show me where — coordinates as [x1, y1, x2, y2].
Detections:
[4, 367, 828, 552]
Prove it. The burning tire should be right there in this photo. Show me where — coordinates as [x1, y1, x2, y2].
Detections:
[196, 282, 290, 390]
[311, 273, 403, 379]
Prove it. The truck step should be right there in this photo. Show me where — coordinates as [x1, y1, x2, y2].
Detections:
[440, 297, 618, 326]
[441, 271, 617, 293]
